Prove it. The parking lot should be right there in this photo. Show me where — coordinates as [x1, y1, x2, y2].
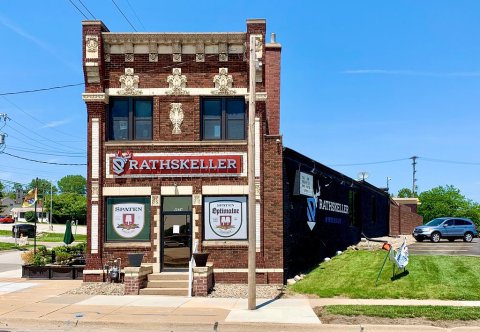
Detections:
[409, 239, 480, 256]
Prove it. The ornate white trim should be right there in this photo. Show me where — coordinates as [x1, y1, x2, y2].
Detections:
[102, 32, 246, 44]
[118, 68, 142, 95]
[82, 93, 108, 103]
[85, 35, 99, 59]
[169, 103, 184, 134]
[166, 68, 189, 95]
[212, 68, 235, 95]
[106, 87, 247, 96]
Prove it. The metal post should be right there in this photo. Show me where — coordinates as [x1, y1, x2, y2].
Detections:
[49, 180, 53, 230]
[247, 34, 257, 310]
[34, 178, 38, 255]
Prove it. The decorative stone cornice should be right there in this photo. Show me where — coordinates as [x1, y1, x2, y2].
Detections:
[212, 68, 235, 95]
[102, 32, 246, 45]
[82, 93, 108, 103]
[118, 68, 142, 95]
[166, 68, 188, 95]
[169, 103, 184, 134]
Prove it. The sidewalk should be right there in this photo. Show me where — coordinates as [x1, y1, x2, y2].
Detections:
[0, 275, 480, 331]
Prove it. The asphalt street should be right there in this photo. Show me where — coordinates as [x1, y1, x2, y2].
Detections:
[409, 238, 480, 256]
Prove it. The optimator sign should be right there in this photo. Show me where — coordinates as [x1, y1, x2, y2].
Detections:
[111, 151, 243, 177]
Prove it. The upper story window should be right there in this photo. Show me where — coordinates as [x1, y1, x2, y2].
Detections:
[201, 97, 245, 140]
[109, 97, 152, 141]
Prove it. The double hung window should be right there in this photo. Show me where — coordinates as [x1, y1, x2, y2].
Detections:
[109, 97, 152, 140]
[201, 97, 245, 140]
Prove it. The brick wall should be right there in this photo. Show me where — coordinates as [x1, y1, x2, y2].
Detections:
[389, 201, 423, 236]
[82, 19, 283, 284]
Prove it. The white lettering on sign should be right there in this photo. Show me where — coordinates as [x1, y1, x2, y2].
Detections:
[111, 152, 243, 177]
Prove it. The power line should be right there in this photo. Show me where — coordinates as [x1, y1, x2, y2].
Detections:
[6, 147, 86, 158]
[67, 0, 89, 20]
[0, 83, 84, 96]
[421, 157, 480, 165]
[1, 96, 85, 140]
[3, 152, 86, 166]
[125, 0, 146, 30]
[7, 120, 86, 153]
[78, 0, 96, 19]
[111, 0, 137, 32]
[329, 158, 410, 167]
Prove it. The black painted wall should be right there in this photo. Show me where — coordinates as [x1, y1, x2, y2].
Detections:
[283, 148, 389, 280]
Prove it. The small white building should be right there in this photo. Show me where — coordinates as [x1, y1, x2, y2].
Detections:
[11, 205, 49, 223]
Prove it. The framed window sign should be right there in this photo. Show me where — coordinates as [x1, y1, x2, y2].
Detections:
[106, 197, 151, 241]
[204, 196, 247, 240]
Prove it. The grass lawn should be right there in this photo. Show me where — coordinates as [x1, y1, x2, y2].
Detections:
[290, 249, 480, 300]
[0, 229, 86, 242]
[0, 242, 32, 251]
[324, 305, 480, 321]
[36, 233, 86, 242]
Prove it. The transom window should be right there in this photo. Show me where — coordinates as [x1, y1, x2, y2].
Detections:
[109, 97, 152, 140]
[201, 97, 245, 140]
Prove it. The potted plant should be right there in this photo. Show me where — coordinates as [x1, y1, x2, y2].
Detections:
[192, 252, 209, 267]
[127, 252, 144, 267]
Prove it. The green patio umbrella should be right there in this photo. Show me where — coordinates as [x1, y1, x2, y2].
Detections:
[63, 220, 75, 245]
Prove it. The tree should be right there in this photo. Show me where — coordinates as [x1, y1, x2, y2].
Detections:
[27, 178, 57, 195]
[50, 193, 86, 224]
[418, 185, 480, 226]
[57, 175, 86, 195]
[397, 188, 415, 198]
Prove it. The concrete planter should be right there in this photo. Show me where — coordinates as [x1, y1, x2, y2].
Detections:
[22, 265, 84, 279]
[192, 253, 209, 267]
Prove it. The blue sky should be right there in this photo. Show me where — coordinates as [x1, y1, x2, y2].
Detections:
[0, 1, 479, 202]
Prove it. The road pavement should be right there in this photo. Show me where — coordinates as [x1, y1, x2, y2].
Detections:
[0, 222, 87, 235]
[0, 271, 479, 331]
[409, 238, 480, 256]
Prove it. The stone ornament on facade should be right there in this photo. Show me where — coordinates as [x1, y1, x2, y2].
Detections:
[149, 43, 158, 62]
[219, 43, 228, 62]
[212, 68, 235, 95]
[85, 35, 99, 59]
[173, 42, 181, 62]
[151, 195, 160, 207]
[166, 68, 189, 95]
[118, 68, 142, 95]
[169, 103, 184, 134]
[104, 43, 111, 62]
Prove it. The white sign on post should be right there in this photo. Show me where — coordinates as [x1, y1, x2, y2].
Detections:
[299, 172, 314, 196]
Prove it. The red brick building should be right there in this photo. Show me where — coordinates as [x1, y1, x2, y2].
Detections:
[81, 19, 283, 287]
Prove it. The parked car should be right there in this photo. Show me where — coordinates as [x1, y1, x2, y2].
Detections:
[12, 224, 36, 238]
[0, 216, 14, 223]
[413, 217, 478, 243]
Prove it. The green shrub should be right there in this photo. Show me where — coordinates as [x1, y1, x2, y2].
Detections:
[25, 211, 36, 222]
[55, 251, 72, 265]
[32, 253, 46, 266]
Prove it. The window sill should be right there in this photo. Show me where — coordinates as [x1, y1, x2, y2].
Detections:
[105, 141, 247, 147]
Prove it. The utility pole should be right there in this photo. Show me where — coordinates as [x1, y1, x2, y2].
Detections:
[247, 34, 257, 311]
[411, 156, 418, 197]
[49, 180, 53, 231]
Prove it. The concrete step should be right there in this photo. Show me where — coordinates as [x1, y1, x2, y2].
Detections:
[148, 273, 189, 281]
[139, 287, 189, 296]
[146, 280, 189, 288]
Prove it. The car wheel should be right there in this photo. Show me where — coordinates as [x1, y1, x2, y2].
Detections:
[448, 238, 455, 242]
[431, 232, 441, 243]
[464, 232, 473, 242]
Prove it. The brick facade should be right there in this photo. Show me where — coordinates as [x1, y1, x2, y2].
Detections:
[389, 199, 423, 236]
[82, 19, 283, 285]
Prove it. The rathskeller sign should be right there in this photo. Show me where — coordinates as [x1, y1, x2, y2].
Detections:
[109, 151, 245, 177]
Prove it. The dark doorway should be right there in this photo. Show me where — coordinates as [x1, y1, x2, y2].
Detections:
[161, 213, 192, 271]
